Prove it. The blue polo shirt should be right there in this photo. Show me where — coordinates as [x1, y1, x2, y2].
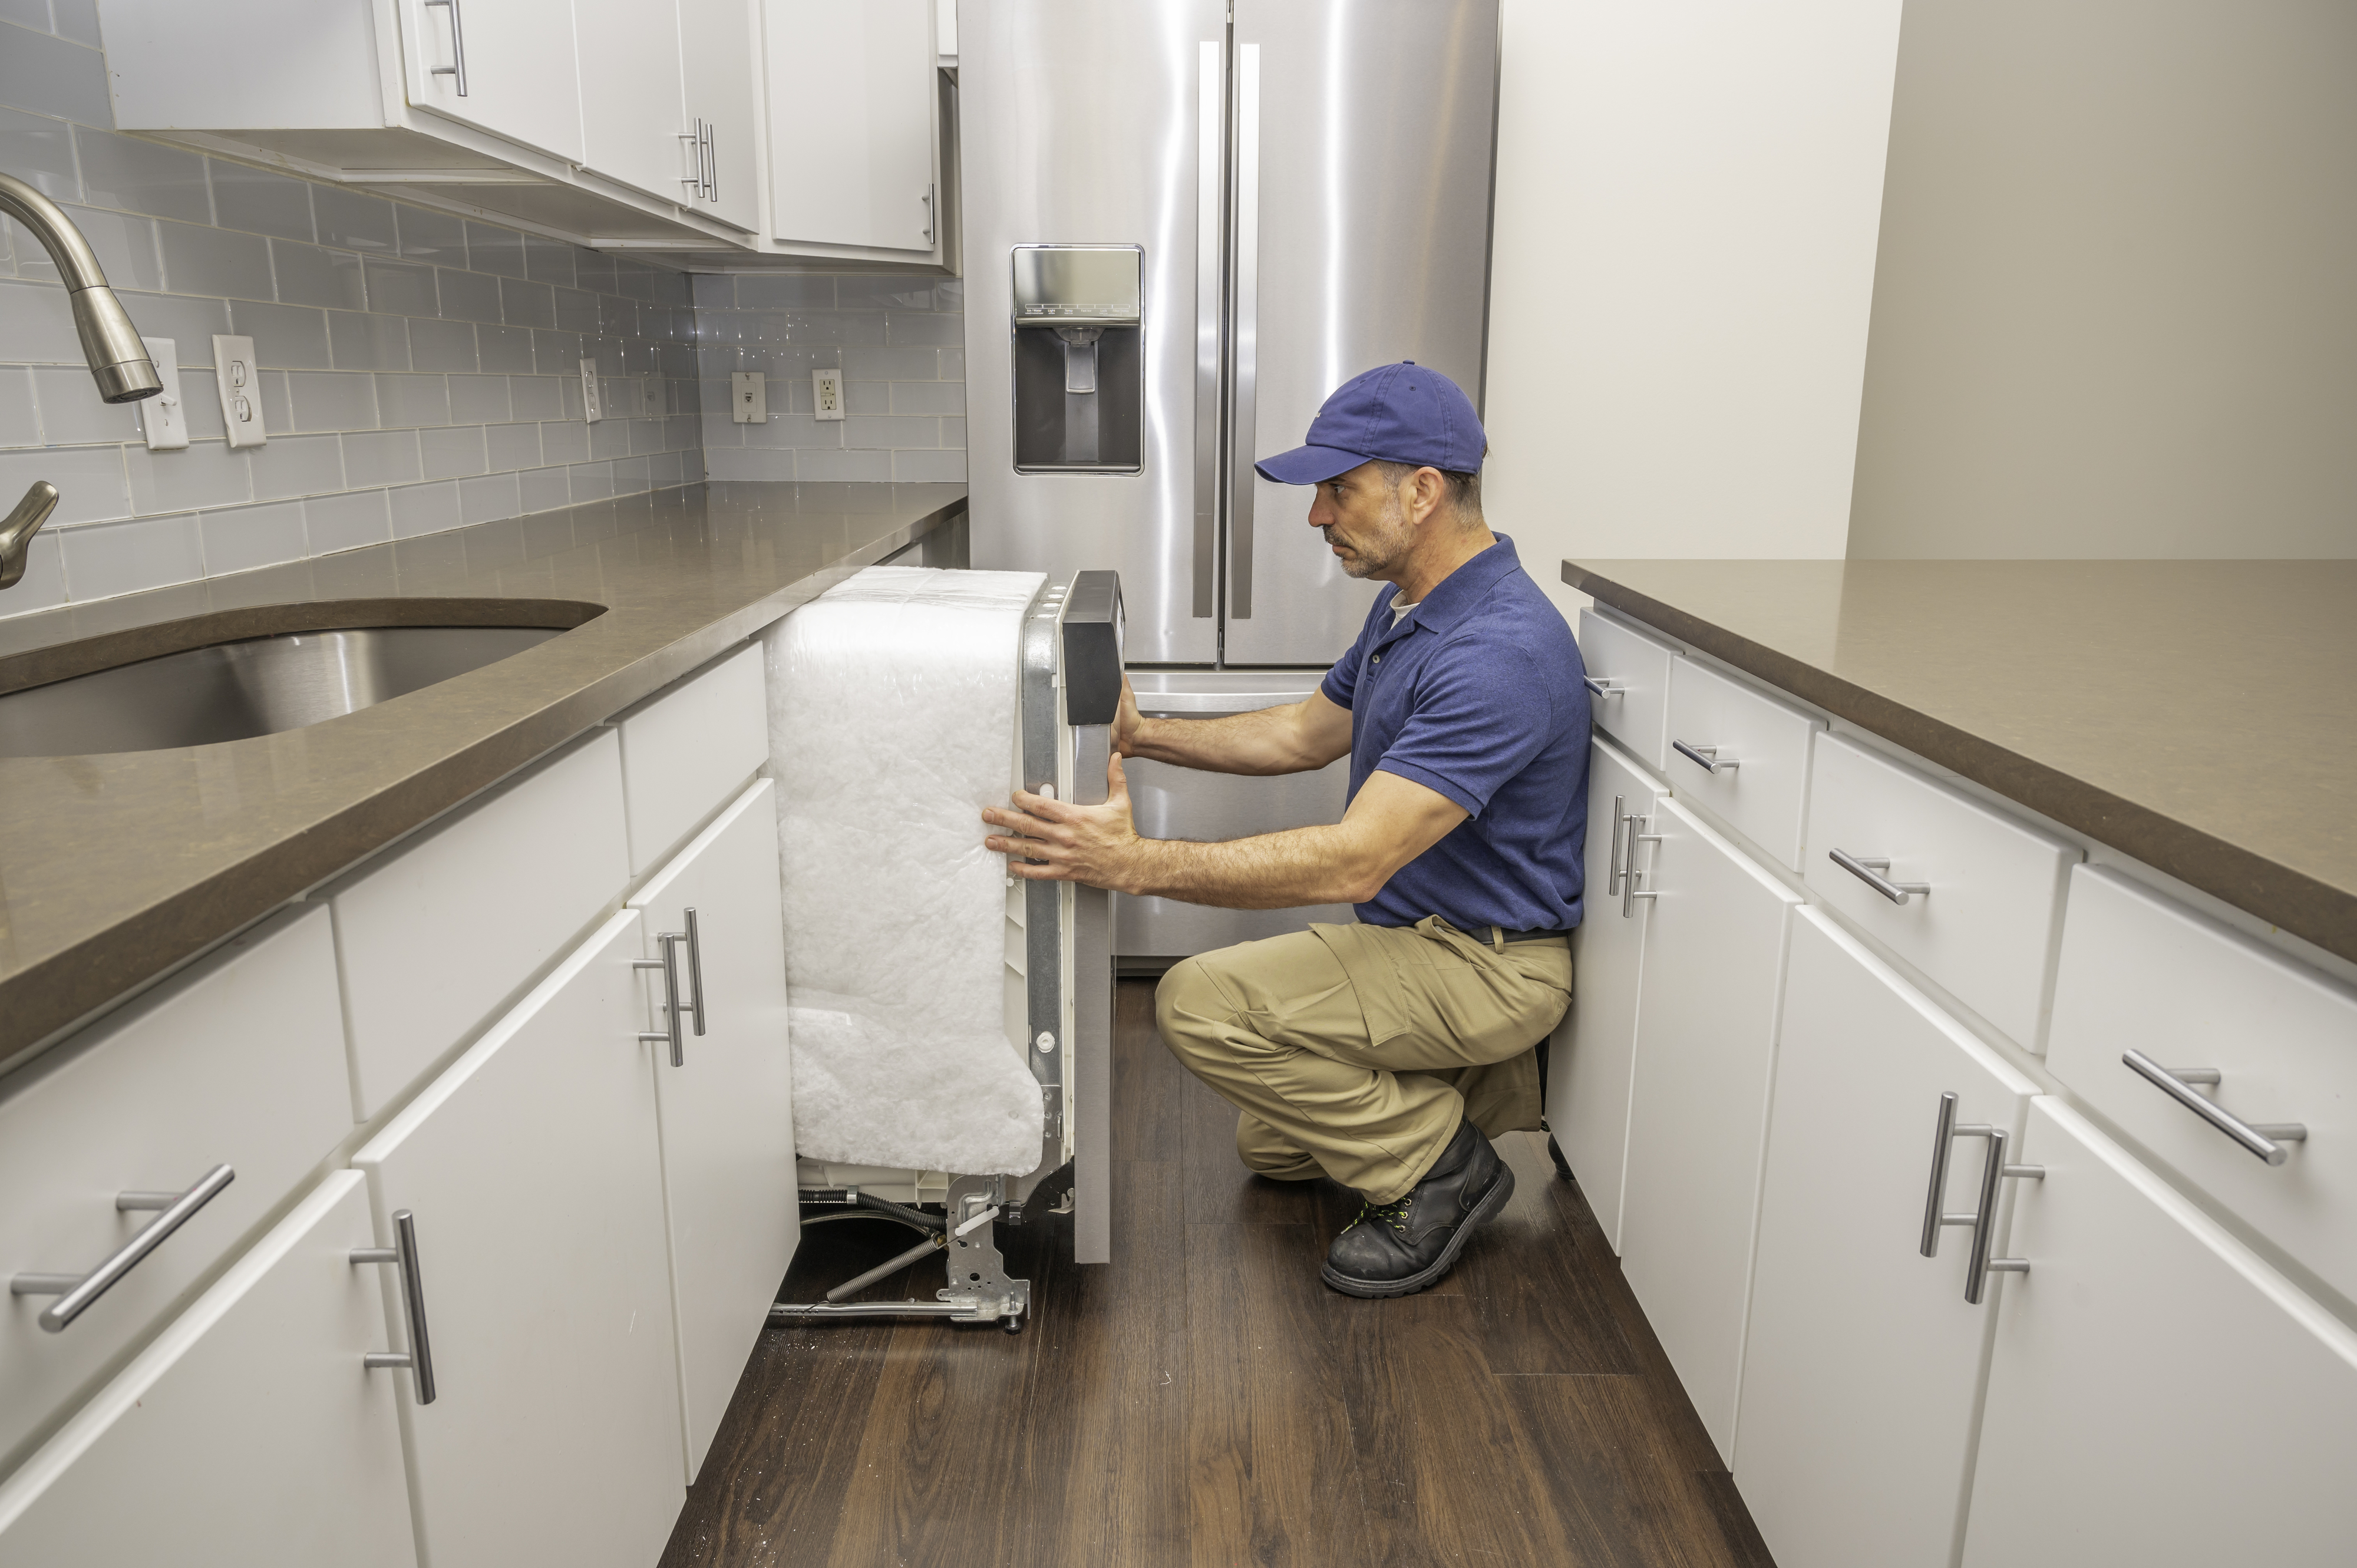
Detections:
[1320, 535, 1592, 932]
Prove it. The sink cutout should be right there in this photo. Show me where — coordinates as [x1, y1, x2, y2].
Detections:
[0, 618, 581, 758]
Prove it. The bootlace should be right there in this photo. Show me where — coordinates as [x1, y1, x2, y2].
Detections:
[1350, 1194, 1414, 1234]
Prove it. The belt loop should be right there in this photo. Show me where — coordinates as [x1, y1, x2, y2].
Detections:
[1491, 925, 1505, 953]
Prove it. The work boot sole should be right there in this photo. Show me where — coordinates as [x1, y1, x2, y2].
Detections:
[1319, 1160, 1517, 1300]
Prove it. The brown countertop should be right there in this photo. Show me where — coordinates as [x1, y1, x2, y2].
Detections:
[1562, 559, 2357, 967]
[0, 481, 965, 1065]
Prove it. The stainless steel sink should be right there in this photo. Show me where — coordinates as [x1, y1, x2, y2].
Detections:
[0, 626, 563, 757]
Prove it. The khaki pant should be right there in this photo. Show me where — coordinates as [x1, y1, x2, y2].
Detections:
[1154, 917, 1573, 1203]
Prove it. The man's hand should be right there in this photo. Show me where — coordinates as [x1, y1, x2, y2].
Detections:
[1114, 672, 1143, 757]
[983, 754, 1147, 893]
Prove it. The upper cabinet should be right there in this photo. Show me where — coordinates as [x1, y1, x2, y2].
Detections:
[398, 0, 586, 163]
[96, 0, 947, 263]
[764, 0, 944, 256]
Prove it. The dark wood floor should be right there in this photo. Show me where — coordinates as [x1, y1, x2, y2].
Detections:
[660, 982, 1777, 1568]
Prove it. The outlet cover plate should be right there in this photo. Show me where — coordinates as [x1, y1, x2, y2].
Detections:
[812, 367, 845, 421]
[212, 334, 266, 448]
[138, 337, 188, 451]
[579, 357, 603, 422]
[731, 371, 767, 424]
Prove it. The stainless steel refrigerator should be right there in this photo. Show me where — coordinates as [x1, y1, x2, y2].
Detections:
[962, 0, 1501, 959]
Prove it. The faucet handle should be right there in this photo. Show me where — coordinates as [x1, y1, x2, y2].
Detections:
[1, 480, 61, 591]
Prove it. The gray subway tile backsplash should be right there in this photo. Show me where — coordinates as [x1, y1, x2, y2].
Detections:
[211, 162, 315, 244]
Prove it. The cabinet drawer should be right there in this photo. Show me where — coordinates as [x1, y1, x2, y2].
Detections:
[1804, 732, 2079, 1051]
[2046, 866, 2357, 1305]
[613, 641, 770, 878]
[329, 729, 630, 1120]
[1662, 656, 1820, 871]
[0, 1172, 415, 1566]
[1577, 608, 1677, 773]
[0, 905, 351, 1467]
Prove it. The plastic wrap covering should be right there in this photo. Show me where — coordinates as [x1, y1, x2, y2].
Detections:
[764, 566, 1049, 1176]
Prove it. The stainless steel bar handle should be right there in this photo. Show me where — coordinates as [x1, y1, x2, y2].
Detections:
[1192, 39, 1221, 620]
[352, 1209, 436, 1404]
[1829, 848, 1932, 905]
[12, 1164, 235, 1332]
[678, 120, 706, 195]
[920, 183, 935, 242]
[1962, 1125, 2011, 1304]
[424, 0, 468, 97]
[1672, 740, 1739, 773]
[1918, 1091, 1963, 1256]
[704, 123, 718, 203]
[2122, 1049, 2307, 1166]
[1226, 41, 1261, 621]
[680, 907, 707, 1037]
[1583, 676, 1627, 699]
[635, 939, 687, 1067]
[1620, 814, 1662, 919]
[1606, 793, 1628, 896]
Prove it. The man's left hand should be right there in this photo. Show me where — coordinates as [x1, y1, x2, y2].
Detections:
[983, 753, 1144, 892]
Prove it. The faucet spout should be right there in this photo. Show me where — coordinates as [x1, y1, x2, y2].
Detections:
[0, 171, 163, 403]
[0, 481, 60, 590]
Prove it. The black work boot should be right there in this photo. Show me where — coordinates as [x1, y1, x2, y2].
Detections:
[1322, 1119, 1515, 1298]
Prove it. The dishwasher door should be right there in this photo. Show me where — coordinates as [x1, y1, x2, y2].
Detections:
[1117, 670, 1355, 966]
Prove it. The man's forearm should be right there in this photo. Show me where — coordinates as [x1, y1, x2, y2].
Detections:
[1123, 824, 1379, 909]
[1125, 704, 1331, 775]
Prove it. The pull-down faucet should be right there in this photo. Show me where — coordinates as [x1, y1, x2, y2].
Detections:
[0, 170, 163, 590]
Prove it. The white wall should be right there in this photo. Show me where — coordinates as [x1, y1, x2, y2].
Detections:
[1483, 0, 1905, 619]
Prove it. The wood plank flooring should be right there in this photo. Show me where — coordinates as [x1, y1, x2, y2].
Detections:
[660, 982, 1777, 1567]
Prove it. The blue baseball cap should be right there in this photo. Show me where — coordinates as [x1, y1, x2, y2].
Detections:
[1253, 361, 1485, 486]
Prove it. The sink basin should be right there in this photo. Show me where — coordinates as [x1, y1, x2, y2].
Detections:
[0, 625, 563, 757]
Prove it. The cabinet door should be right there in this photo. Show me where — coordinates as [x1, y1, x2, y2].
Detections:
[627, 780, 797, 1482]
[398, 0, 586, 163]
[1733, 910, 2038, 1568]
[0, 1173, 414, 1566]
[682, 0, 765, 231]
[351, 910, 684, 1568]
[1617, 797, 1801, 1463]
[577, 0, 692, 204]
[764, 0, 940, 252]
[1546, 737, 1665, 1254]
[1960, 1100, 2357, 1567]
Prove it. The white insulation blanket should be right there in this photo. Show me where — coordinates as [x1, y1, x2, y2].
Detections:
[764, 566, 1048, 1176]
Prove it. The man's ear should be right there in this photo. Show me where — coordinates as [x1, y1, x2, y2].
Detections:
[1408, 465, 1448, 527]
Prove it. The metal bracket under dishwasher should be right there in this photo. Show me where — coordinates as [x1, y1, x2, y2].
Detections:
[768, 569, 1122, 1335]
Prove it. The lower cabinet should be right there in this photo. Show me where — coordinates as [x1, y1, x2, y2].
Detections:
[352, 909, 686, 1568]
[1547, 736, 1665, 1254]
[1616, 796, 1802, 1461]
[0, 1171, 415, 1565]
[627, 778, 799, 1481]
[1959, 1098, 2357, 1567]
[1733, 910, 2037, 1568]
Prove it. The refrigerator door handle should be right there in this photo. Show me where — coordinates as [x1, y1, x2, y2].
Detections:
[1195, 39, 1222, 620]
[1227, 41, 1261, 620]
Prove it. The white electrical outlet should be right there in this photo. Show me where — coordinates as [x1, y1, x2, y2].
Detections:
[138, 337, 188, 451]
[211, 334, 266, 448]
[730, 371, 767, 424]
[579, 357, 603, 422]
[812, 366, 845, 421]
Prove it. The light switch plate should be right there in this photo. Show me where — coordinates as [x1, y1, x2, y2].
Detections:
[138, 337, 188, 451]
[211, 334, 265, 448]
[580, 357, 603, 423]
[730, 371, 767, 424]
[812, 367, 845, 421]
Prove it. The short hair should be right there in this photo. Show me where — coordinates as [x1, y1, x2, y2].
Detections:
[1375, 457, 1485, 521]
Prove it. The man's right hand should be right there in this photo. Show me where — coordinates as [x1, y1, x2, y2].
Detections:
[1114, 672, 1144, 757]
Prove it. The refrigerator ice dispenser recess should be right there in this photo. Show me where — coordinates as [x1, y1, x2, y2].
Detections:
[1011, 246, 1144, 474]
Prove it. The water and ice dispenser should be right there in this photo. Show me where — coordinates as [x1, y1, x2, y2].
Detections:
[1011, 246, 1142, 473]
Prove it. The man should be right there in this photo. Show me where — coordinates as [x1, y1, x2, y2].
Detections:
[982, 363, 1590, 1298]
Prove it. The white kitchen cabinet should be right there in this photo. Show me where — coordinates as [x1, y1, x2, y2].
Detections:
[613, 641, 771, 878]
[1662, 655, 1821, 872]
[682, 0, 766, 232]
[577, 0, 693, 203]
[351, 910, 685, 1568]
[0, 905, 350, 1467]
[1577, 608, 1678, 774]
[628, 780, 797, 1482]
[1545, 737, 1665, 1254]
[1733, 910, 2039, 1568]
[0, 1172, 415, 1566]
[1960, 1099, 2357, 1567]
[1616, 796, 1802, 1462]
[329, 729, 630, 1121]
[397, 0, 587, 163]
[765, 0, 943, 255]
